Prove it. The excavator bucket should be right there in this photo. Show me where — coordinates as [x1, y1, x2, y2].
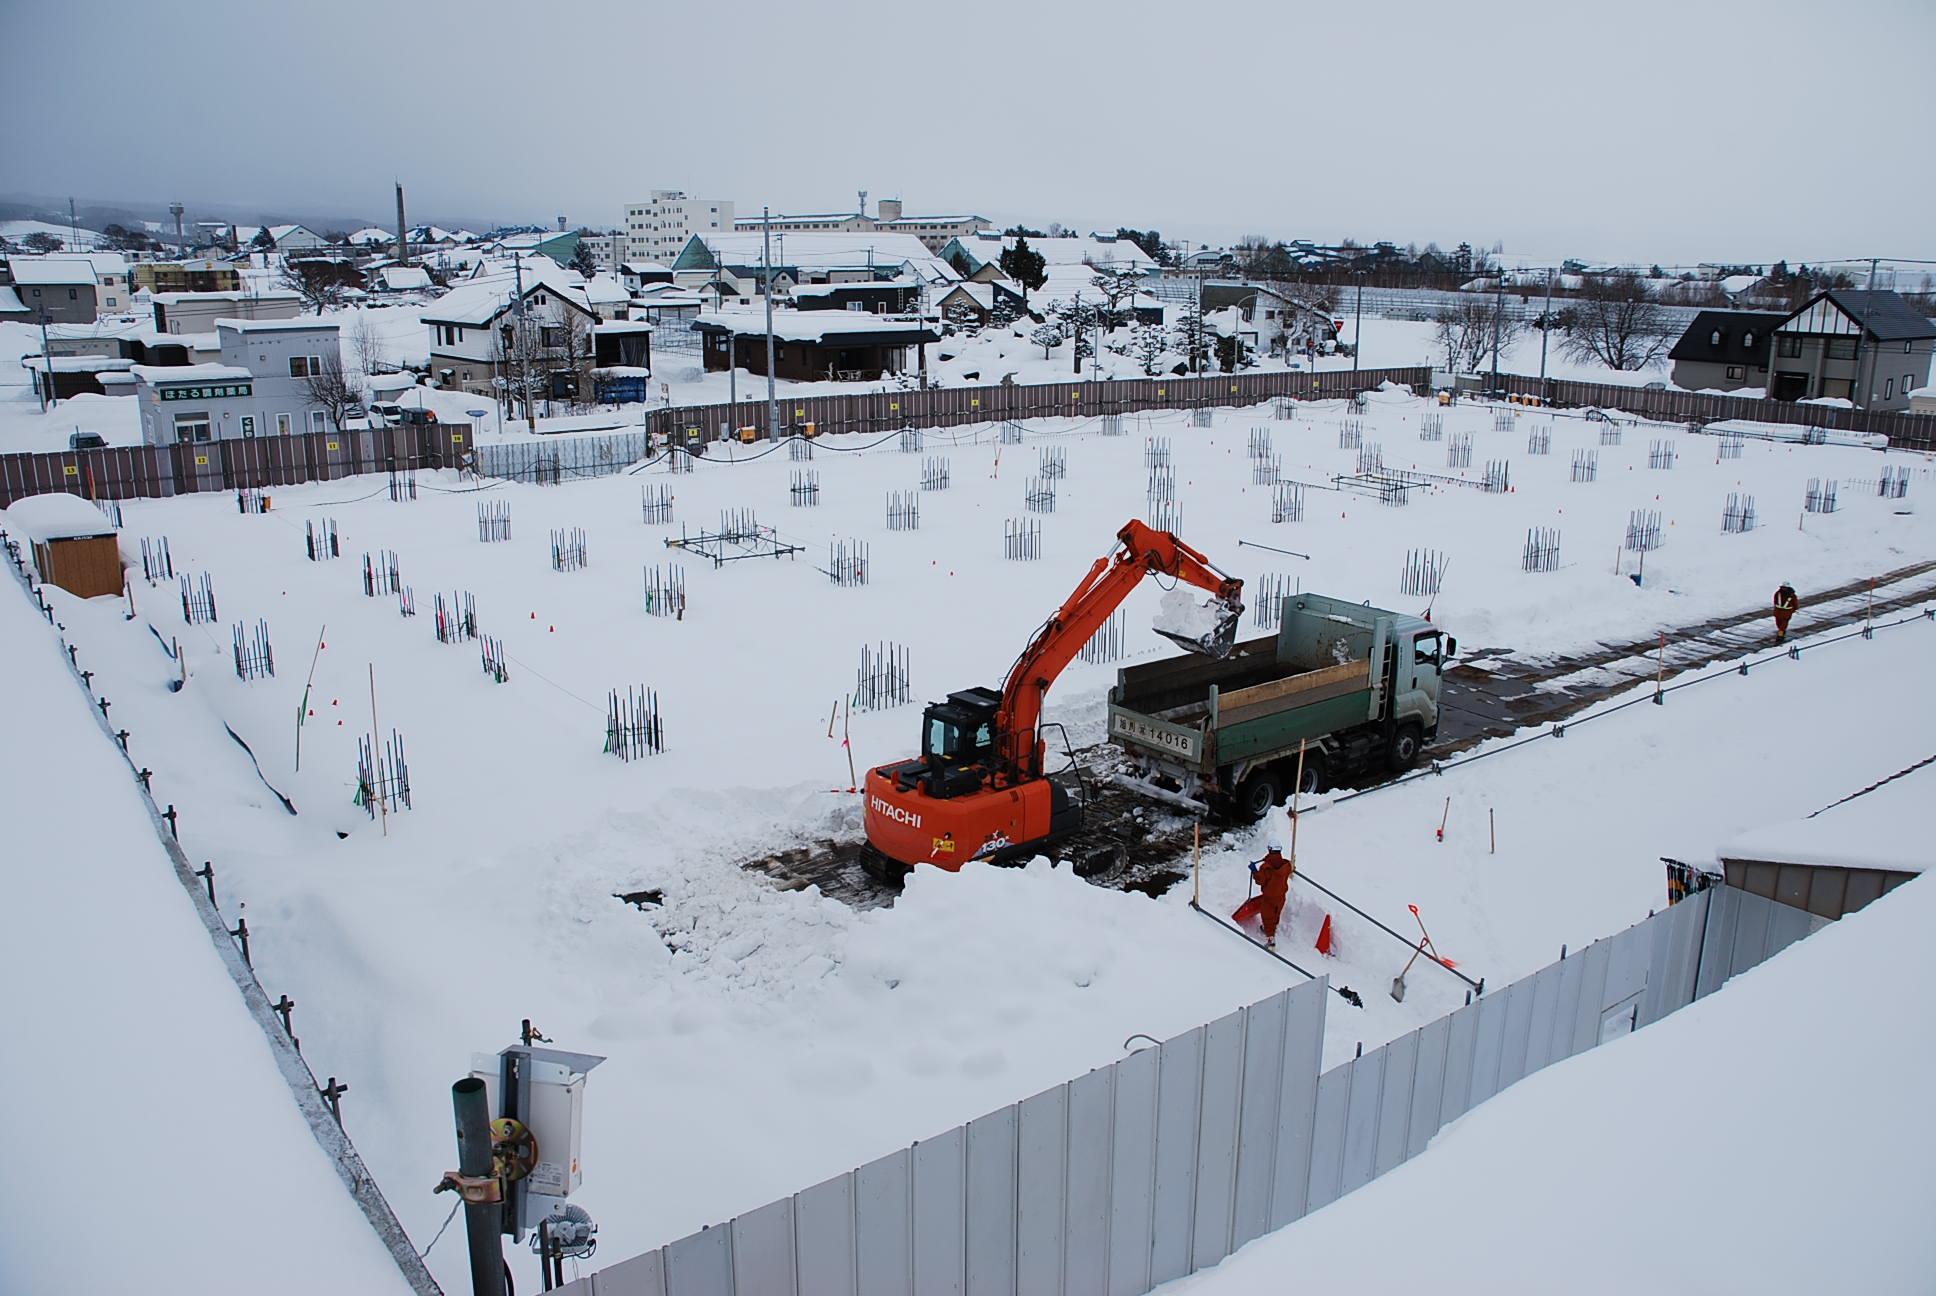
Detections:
[1153, 592, 1245, 659]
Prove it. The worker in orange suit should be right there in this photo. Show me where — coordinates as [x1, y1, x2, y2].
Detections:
[1233, 842, 1295, 951]
[1773, 582, 1799, 643]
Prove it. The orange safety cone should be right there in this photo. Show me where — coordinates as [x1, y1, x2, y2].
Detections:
[1315, 913, 1335, 956]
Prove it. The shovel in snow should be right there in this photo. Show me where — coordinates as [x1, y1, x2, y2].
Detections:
[1391, 938, 1427, 1003]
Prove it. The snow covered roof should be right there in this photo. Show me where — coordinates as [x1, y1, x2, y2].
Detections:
[0, 286, 23, 313]
[622, 261, 671, 274]
[376, 265, 432, 291]
[8, 256, 105, 285]
[214, 316, 339, 333]
[24, 355, 136, 373]
[1717, 765, 1930, 875]
[130, 363, 254, 383]
[693, 309, 939, 343]
[149, 289, 302, 305]
[595, 320, 656, 334]
[683, 231, 957, 280]
[969, 234, 1155, 271]
[420, 265, 593, 326]
[349, 228, 395, 244]
[582, 273, 631, 304]
[4, 491, 120, 541]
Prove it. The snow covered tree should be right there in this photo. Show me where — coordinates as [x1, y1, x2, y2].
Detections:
[999, 237, 1047, 304]
[989, 297, 1021, 329]
[1215, 333, 1254, 373]
[1129, 323, 1168, 376]
[1031, 321, 1065, 358]
[943, 300, 983, 335]
[251, 225, 276, 250]
[1090, 267, 1144, 329]
[21, 231, 63, 253]
[1171, 304, 1211, 374]
[568, 239, 599, 279]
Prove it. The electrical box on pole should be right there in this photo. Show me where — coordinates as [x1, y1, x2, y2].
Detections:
[470, 1043, 606, 1240]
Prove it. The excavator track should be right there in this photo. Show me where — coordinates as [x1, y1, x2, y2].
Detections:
[727, 564, 1936, 910]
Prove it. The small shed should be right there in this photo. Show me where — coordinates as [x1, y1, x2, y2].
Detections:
[1710, 766, 1928, 919]
[5, 491, 125, 598]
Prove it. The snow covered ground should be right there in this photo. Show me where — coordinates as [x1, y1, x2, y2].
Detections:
[4, 389, 1931, 1291]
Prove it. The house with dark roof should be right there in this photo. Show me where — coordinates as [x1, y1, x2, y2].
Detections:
[1766, 290, 1936, 411]
[691, 310, 939, 383]
[1667, 310, 1785, 393]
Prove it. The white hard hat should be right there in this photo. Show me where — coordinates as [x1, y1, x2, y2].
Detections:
[1268, 841, 1283, 852]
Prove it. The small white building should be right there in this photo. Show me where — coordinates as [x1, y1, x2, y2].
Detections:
[132, 318, 343, 444]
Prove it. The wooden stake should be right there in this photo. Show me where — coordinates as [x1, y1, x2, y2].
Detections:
[826, 699, 839, 739]
[1288, 740, 1306, 868]
[1489, 807, 1496, 854]
[842, 697, 857, 792]
[1192, 820, 1201, 907]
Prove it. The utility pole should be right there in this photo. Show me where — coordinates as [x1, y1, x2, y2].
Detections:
[762, 207, 778, 440]
[1489, 265, 1506, 394]
[1538, 266, 1555, 398]
[1073, 291, 1083, 375]
[512, 253, 533, 427]
[1352, 270, 1363, 376]
[35, 310, 51, 413]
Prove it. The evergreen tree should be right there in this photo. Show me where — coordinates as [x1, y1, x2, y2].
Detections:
[252, 225, 276, 250]
[1129, 323, 1168, 376]
[569, 240, 599, 278]
[1031, 321, 1065, 358]
[999, 237, 1048, 303]
[1171, 304, 1211, 374]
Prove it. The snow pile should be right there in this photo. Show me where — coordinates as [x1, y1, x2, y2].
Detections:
[1164, 873, 1936, 1295]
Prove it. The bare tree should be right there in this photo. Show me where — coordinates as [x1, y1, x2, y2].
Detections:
[1560, 274, 1675, 370]
[1433, 298, 1522, 373]
[279, 259, 363, 314]
[347, 311, 388, 378]
[300, 356, 361, 432]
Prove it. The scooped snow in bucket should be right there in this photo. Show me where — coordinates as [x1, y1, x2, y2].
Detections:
[1153, 586, 1244, 658]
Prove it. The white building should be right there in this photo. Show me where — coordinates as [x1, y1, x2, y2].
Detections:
[132, 318, 343, 444]
[624, 191, 734, 263]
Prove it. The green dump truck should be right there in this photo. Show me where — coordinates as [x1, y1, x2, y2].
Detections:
[1107, 592, 1453, 820]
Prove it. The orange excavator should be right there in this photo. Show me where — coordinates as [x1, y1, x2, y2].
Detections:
[861, 520, 1243, 881]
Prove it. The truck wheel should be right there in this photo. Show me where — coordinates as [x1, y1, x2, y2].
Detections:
[1388, 722, 1424, 771]
[1234, 770, 1282, 822]
[1294, 751, 1326, 795]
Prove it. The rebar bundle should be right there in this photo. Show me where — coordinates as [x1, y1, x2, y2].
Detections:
[1252, 573, 1293, 628]
[1599, 425, 1623, 446]
[641, 485, 675, 525]
[1077, 610, 1126, 665]
[1146, 498, 1182, 533]
[1625, 509, 1663, 552]
[434, 591, 478, 643]
[551, 528, 588, 572]
[1004, 517, 1041, 561]
[1446, 434, 1472, 469]
[1722, 493, 1757, 534]
[354, 730, 411, 816]
[1144, 437, 1171, 470]
[665, 445, 695, 473]
[1420, 413, 1444, 441]
[95, 498, 123, 528]
[922, 457, 953, 491]
[1249, 428, 1273, 460]
[899, 427, 924, 454]
[855, 642, 911, 712]
[180, 572, 217, 624]
[1358, 442, 1384, 474]
[362, 550, 401, 597]
[642, 565, 688, 617]
[1271, 481, 1304, 524]
[236, 487, 270, 514]
[306, 518, 340, 560]
[1522, 527, 1561, 573]
[1804, 478, 1839, 514]
[141, 536, 173, 583]
[1481, 460, 1510, 493]
[1493, 410, 1515, 432]
[1190, 408, 1213, 428]
[718, 509, 760, 543]
[1253, 455, 1281, 486]
[791, 470, 820, 507]
[231, 619, 274, 680]
[478, 501, 512, 542]
[788, 436, 815, 461]
[1339, 419, 1363, 450]
[1146, 467, 1175, 503]
[1025, 478, 1057, 514]
[389, 470, 417, 501]
[829, 538, 868, 587]
[1571, 449, 1598, 483]
[1037, 447, 1065, 480]
[1400, 548, 1449, 598]
[604, 687, 664, 760]
[886, 491, 921, 530]
[1718, 433, 1744, 460]
[397, 585, 416, 617]
[1101, 414, 1125, 437]
[1648, 440, 1676, 470]
[1272, 396, 1295, 421]
[1000, 420, 1025, 444]
[1879, 467, 1909, 499]
[480, 635, 508, 684]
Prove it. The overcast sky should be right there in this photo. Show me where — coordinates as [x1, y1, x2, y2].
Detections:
[6, 0, 1933, 269]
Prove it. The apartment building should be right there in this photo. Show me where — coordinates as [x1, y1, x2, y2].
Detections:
[624, 191, 734, 263]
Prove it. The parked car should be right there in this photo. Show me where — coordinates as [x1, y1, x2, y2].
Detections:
[369, 403, 403, 426]
[69, 431, 107, 450]
[396, 406, 438, 426]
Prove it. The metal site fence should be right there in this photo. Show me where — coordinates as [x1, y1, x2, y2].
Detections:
[472, 431, 650, 485]
[1501, 375, 1936, 450]
[554, 884, 1820, 1296]
[0, 423, 475, 508]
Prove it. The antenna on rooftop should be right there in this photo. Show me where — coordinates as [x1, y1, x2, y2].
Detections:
[858, 189, 868, 218]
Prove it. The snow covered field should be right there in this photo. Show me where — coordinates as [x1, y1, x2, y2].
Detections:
[6, 389, 1932, 1291]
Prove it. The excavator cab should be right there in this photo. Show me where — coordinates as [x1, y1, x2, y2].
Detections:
[898, 686, 1002, 799]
